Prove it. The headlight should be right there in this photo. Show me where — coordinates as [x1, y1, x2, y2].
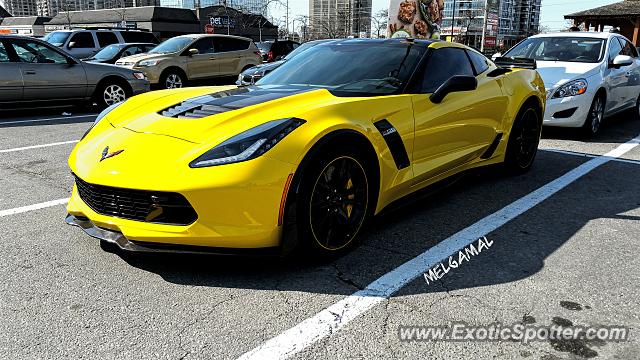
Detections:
[132, 72, 147, 80]
[552, 79, 588, 99]
[81, 102, 123, 140]
[137, 59, 158, 67]
[190, 118, 305, 168]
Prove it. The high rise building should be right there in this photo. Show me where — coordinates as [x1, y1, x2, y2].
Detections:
[309, 0, 372, 38]
[1, 0, 38, 16]
[441, 0, 540, 50]
[158, 0, 267, 14]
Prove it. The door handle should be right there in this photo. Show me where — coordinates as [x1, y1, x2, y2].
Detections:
[24, 70, 36, 75]
[209, 57, 216, 60]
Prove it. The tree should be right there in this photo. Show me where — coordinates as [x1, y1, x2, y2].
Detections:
[370, 9, 387, 38]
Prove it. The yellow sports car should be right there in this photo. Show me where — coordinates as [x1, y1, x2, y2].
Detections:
[66, 39, 545, 256]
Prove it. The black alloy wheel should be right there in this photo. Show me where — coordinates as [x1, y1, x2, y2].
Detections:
[505, 105, 541, 173]
[309, 156, 369, 251]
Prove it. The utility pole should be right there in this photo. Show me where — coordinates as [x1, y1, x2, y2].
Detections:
[285, 0, 289, 38]
[451, 0, 456, 42]
[480, 0, 488, 52]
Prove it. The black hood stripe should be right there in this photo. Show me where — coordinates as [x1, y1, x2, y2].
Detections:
[160, 85, 316, 119]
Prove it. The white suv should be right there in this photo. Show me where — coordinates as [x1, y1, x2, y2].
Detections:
[502, 32, 640, 136]
[43, 28, 159, 59]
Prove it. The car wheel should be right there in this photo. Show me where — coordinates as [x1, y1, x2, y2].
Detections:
[285, 146, 372, 257]
[504, 103, 541, 174]
[582, 95, 605, 136]
[161, 71, 185, 89]
[95, 81, 129, 109]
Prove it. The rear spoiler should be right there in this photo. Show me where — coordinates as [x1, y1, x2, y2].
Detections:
[493, 57, 537, 70]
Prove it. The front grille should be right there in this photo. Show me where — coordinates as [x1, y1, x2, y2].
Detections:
[74, 175, 197, 226]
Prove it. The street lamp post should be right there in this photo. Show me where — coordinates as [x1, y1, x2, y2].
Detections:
[451, 0, 456, 42]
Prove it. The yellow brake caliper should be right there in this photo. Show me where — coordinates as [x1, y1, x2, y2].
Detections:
[346, 178, 354, 218]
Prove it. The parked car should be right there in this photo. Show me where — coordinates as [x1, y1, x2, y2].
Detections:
[237, 39, 337, 85]
[115, 34, 262, 89]
[501, 32, 640, 136]
[256, 39, 300, 62]
[0, 35, 150, 109]
[66, 39, 546, 256]
[43, 28, 159, 59]
[84, 43, 157, 64]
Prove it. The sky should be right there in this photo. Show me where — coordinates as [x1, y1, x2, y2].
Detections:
[270, 0, 622, 32]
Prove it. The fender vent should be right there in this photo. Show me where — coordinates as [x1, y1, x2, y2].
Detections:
[374, 119, 410, 170]
[480, 133, 503, 159]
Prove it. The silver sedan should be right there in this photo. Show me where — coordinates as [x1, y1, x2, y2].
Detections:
[0, 35, 149, 109]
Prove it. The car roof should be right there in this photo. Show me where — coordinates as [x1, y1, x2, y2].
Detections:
[530, 31, 617, 40]
[177, 34, 253, 41]
[327, 38, 438, 48]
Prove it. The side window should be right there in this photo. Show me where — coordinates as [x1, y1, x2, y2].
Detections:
[121, 31, 158, 44]
[467, 50, 490, 74]
[619, 38, 638, 58]
[11, 40, 68, 64]
[96, 32, 118, 47]
[421, 48, 475, 93]
[608, 37, 623, 63]
[0, 42, 10, 62]
[122, 46, 143, 57]
[193, 38, 214, 54]
[69, 32, 95, 48]
[215, 38, 248, 52]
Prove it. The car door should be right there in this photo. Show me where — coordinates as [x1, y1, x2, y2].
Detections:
[618, 37, 640, 108]
[603, 37, 628, 113]
[185, 37, 217, 79]
[66, 31, 98, 59]
[411, 47, 506, 182]
[213, 37, 247, 75]
[10, 38, 87, 101]
[0, 39, 23, 102]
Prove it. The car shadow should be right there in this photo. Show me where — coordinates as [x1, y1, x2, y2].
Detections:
[542, 108, 639, 144]
[106, 148, 640, 297]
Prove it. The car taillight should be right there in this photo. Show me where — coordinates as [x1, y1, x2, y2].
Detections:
[267, 50, 274, 62]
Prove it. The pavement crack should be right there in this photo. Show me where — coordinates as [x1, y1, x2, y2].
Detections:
[331, 264, 364, 291]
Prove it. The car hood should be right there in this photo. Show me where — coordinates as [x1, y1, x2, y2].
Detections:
[104, 85, 341, 144]
[243, 60, 285, 75]
[535, 61, 602, 89]
[118, 52, 168, 64]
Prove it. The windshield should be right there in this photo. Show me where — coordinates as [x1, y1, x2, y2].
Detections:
[149, 37, 193, 54]
[43, 32, 71, 46]
[93, 44, 121, 60]
[284, 41, 324, 60]
[257, 42, 425, 95]
[256, 42, 272, 51]
[504, 37, 605, 63]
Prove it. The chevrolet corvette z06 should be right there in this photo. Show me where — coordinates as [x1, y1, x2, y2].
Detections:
[66, 39, 546, 256]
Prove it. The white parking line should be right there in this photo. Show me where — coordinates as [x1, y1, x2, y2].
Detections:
[238, 135, 640, 360]
[0, 140, 79, 153]
[0, 198, 69, 218]
[542, 148, 640, 166]
[0, 114, 96, 125]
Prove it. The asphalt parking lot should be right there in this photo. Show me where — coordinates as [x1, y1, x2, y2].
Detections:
[1, 104, 639, 360]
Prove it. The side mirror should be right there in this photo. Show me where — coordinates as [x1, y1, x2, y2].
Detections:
[611, 54, 633, 68]
[188, 48, 199, 56]
[491, 52, 502, 61]
[430, 76, 478, 104]
[68, 41, 76, 49]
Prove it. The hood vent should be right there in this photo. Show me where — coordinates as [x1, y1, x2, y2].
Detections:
[159, 85, 314, 119]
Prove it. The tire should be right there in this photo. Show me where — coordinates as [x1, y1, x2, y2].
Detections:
[94, 80, 129, 109]
[582, 94, 605, 137]
[283, 145, 373, 257]
[160, 69, 186, 89]
[504, 103, 542, 174]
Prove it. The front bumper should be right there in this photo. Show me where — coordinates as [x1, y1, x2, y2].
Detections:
[543, 93, 593, 128]
[128, 78, 151, 95]
[65, 214, 280, 255]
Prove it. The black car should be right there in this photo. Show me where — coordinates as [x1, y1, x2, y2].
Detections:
[237, 39, 337, 86]
[83, 43, 156, 64]
[256, 40, 300, 62]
